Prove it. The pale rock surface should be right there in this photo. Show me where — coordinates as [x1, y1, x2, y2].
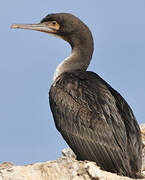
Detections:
[141, 124, 145, 172]
[0, 124, 145, 180]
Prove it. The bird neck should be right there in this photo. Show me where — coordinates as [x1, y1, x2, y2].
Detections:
[53, 29, 94, 81]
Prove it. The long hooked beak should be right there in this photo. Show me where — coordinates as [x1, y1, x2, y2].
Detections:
[11, 23, 56, 33]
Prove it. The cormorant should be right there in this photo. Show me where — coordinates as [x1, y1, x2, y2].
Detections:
[11, 13, 142, 178]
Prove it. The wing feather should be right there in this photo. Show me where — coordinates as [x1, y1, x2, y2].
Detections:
[49, 70, 142, 177]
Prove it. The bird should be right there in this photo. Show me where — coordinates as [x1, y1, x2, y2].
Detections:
[11, 13, 142, 178]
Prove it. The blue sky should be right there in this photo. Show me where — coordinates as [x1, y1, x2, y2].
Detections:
[0, 0, 145, 165]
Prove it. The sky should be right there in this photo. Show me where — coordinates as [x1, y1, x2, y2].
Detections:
[0, 0, 145, 165]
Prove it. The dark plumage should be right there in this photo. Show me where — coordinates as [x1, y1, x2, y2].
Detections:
[11, 13, 142, 178]
[49, 70, 142, 178]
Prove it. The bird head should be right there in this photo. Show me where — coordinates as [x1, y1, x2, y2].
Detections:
[11, 13, 91, 44]
[11, 13, 94, 62]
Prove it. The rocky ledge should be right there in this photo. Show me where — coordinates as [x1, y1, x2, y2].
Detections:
[0, 124, 145, 180]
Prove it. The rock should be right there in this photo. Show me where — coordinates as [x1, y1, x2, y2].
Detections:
[0, 124, 145, 180]
[141, 124, 145, 171]
[0, 157, 140, 180]
[62, 147, 77, 159]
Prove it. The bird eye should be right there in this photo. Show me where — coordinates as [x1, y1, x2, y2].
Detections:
[51, 21, 57, 25]
[50, 21, 60, 30]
